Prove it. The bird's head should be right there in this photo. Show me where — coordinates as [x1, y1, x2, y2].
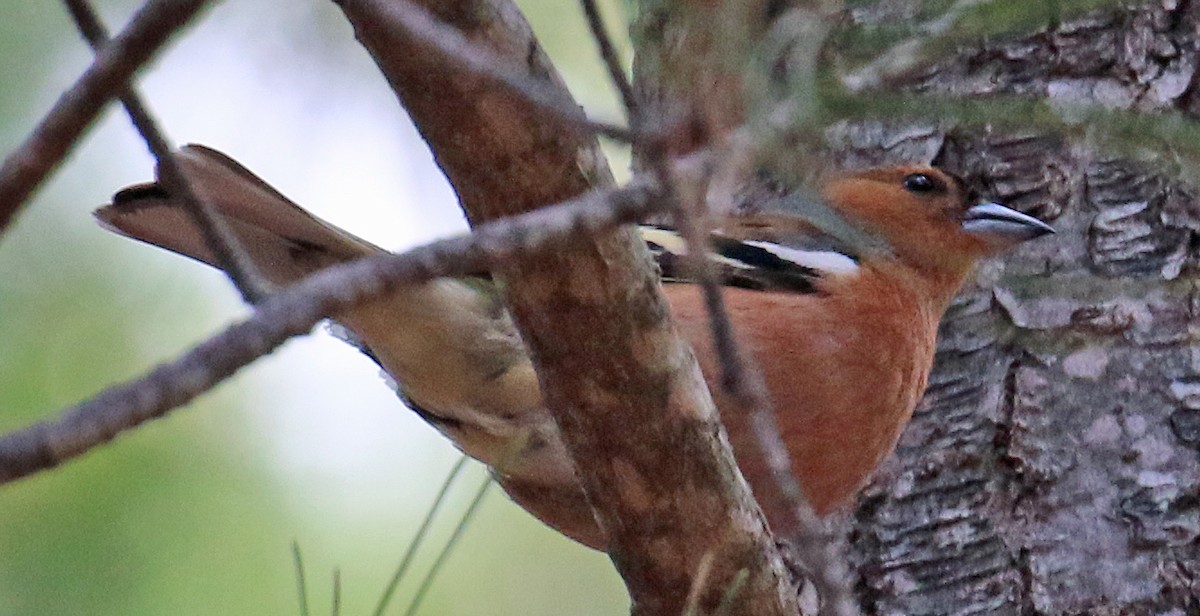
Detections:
[821, 165, 1054, 281]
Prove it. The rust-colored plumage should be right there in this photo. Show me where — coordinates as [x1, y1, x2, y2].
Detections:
[96, 147, 1053, 549]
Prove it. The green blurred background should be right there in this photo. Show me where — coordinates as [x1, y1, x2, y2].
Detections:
[0, 1, 630, 614]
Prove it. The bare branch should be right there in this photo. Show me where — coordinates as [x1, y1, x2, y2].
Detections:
[655, 143, 859, 616]
[635, 2, 858, 613]
[0, 0, 212, 235]
[0, 181, 658, 484]
[63, 0, 266, 302]
[578, 0, 638, 119]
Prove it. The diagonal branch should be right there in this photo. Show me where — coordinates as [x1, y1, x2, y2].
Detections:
[63, 0, 266, 303]
[0, 0, 213, 236]
[634, 2, 858, 614]
[578, 0, 638, 119]
[338, 1, 798, 614]
[0, 181, 658, 484]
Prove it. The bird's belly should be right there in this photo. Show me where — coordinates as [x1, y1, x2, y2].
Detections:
[663, 283, 937, 530]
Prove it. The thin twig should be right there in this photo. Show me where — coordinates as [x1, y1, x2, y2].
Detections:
[402, 476, 492, 616]
[682, 552, 716, 616]
[371, 456, 470, 616]
[0, 180, 661, 484]
[749, 413, 859, 616]
[293, 541, 311, 616]
[62, 0, 265, 302]
[642, 96, 861, 616]
[634, 3, 861, 610]
[712, 569, 750, 616]
[676, 198, 861, 615]
[653, 143, 819, 612]
[676, 152, 860, 616]
[642, 148, 757, 500]
[0, 0, 212, 235]
[578, 0, 638, 119]
[330, 567, 341, 616]
[349, 0, 635, 143]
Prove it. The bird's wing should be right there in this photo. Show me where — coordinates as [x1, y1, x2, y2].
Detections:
[639, 212, 861, 295]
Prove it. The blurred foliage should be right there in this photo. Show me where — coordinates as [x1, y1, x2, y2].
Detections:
[820, 90, 1200, 181]
[833, 0, 1127, 68]
[724, 0, 1200, 191]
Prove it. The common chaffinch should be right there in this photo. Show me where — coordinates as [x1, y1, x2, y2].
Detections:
[95, 145, 1053, 549]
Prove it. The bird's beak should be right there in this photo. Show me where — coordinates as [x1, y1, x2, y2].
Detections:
[962, 202, 1055, 245]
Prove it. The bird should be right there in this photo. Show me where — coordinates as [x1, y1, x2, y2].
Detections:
[94, 145, 1054, 549]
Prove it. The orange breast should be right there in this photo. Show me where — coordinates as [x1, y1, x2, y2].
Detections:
[662, 268, 940, 531]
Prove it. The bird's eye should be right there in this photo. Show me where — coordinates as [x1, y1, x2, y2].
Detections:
[903, 173, 942, 194]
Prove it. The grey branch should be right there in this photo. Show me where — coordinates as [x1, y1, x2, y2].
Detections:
[578, 0, 639, 118]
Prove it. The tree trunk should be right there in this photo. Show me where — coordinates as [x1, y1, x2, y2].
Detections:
[837, 2, 1200, 612]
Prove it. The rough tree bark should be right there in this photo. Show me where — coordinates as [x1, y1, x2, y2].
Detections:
[836, 2, 1200, 613]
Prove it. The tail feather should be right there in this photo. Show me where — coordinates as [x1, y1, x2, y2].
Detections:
[94, 144, 384, 288]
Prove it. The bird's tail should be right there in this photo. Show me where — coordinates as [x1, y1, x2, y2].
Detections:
[94, 144, 384, 289]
